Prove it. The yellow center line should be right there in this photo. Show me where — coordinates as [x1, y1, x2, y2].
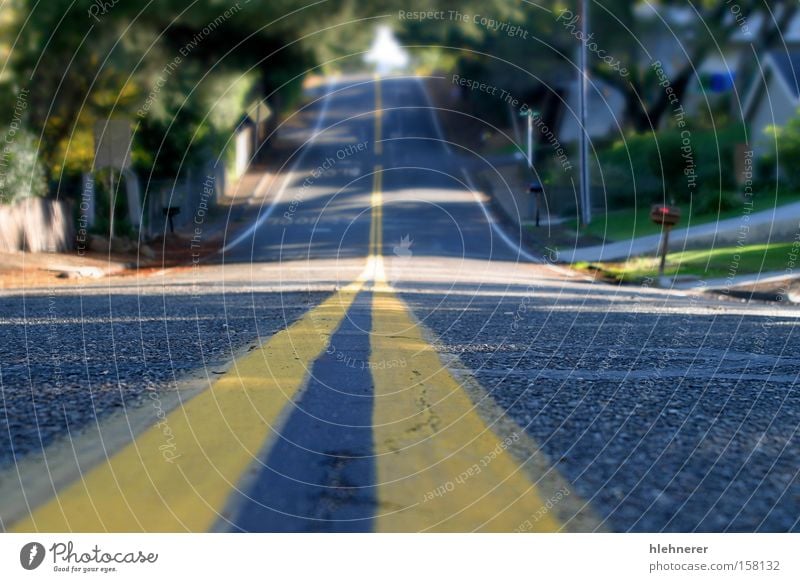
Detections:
[371, 167, 383, 259]
[369, 169, 380, 256]
[11, 284, 363, 532]
[370, 292, 564, 532]
[374, 74, 382, 156]
[12, 72, 589, 534]
[364, 91, 572, 530]
[13, 74, 391, 532]
[360, 73, 384, 282]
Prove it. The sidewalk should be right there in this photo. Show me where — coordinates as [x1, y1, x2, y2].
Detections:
[667, 268, 800, 302]
[559, 201, 800, 263]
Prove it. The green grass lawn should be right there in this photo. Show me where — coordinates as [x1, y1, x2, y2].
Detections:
[577, 241, 798, 283]
[566, 193, 800, 242]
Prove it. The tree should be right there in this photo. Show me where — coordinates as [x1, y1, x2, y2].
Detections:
[561, 0, 797, 132]
[2, 0, 345, 184]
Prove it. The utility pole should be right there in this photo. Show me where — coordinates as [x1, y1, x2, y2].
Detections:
[254, 99, 261, 163]
[527, 113, 534, 170]
[519, 108, 538, 168]
[109, 167, 115, 240]
[579, 0, 592, 226]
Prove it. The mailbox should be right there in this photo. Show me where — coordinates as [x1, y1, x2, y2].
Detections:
[650, 204, 681, 281]
[650, 204, 681, 227]
[528, 182, 543, 195]
[528, 182, 544, 227]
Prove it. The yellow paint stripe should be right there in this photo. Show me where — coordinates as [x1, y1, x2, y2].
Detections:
[12, 285, 362, 532]
[367, 144, 558, 530]
[370, 167, 383, 259]
[374, 75, 382, 155]
[370, 291, 562, 532]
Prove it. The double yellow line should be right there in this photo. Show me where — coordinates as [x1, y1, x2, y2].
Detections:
[11, 78, 394, 533]
[374, 73, 382, 155]
[12, 285, 362, 531]
[371, 75, 384, 269]
[12, 75, 594, 533]
[370, 167, 383, 260]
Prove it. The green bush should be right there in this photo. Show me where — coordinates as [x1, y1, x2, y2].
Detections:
[646, 132, 685, 201]
[0, 129, 48, 205]
[595, 124, 746, 207]
[764, 113, 800, 192]
[693, 189, 742, 215]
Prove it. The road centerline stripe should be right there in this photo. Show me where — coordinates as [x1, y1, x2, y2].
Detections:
[370, 289, 564, 532]
[11, 284, 362, 532]
[374, 75, 382, 156]
[225, 291, 376, 532]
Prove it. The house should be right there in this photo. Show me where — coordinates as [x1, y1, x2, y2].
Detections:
[557, 3, 800, 146]
[557, 78, 626, 143]
[743, 50, 800, 158]
[557, 2, 695, 144]
[234, 99, 272, 179]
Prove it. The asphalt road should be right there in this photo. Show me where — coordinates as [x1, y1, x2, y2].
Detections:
[1, 75, 798, 532]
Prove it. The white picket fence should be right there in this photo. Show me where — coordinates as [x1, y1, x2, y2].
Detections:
[0, 197, 74, 253]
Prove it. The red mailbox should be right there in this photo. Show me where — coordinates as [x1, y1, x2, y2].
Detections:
[650, 204, 681, 281]
[650, 204, 681, 227]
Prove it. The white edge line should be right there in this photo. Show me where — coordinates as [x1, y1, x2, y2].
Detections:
[458, 167, 585, 280]
[458, 167, 541, 264]
[221, 79, 336, 254]
[415, 78, 586, 281]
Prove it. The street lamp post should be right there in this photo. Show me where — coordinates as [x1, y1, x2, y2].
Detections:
[578, 0, 592, 226]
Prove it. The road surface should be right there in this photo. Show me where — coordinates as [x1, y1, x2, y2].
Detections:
[1, 76, 799, 532]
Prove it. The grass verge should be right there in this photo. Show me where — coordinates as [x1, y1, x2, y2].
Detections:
[564, 194, 800, 242]
[576, 241, 798, 284]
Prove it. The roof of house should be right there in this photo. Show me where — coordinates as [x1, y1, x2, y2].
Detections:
[744, 49, 800, 118]
[768, 50, 800, 100]
[633, 2, 695, 26]
[729, 7, 800, 43]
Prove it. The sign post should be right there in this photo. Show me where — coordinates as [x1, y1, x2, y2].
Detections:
[578, 0, 591, 227]
[529, 182, 544, 227]
[247, 99, 272, 164]
[650, 204, 681, 280]
[93, 120, 132, 241]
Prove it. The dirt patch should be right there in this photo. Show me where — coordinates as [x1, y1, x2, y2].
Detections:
[0, 232, 225, 290]
[708, 275, 800, 304]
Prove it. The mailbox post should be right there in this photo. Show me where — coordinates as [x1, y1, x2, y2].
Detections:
[650, 204, 681, 279]
[163, 206, 181, 234]
[529, 182, 544, 227]
[518, 109, 543, 227]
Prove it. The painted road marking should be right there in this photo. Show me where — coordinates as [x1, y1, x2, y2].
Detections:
[370, 290, 562, 532]
[11, 284, 362, 532]
[11, 74, 589, 534]
[366, 130, 564, 530]
[370, 166, 383, 259]
[225, 292, 375, 532]
[374, 75, 382, 156]
[365, 97, 565, 529]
